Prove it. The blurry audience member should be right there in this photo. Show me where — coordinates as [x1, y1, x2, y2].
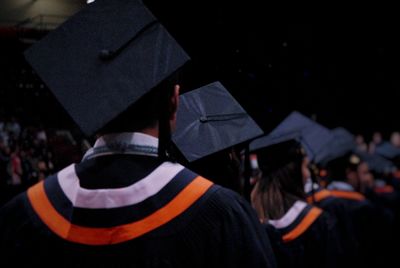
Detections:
[36, 127, 47, 144]
[368, 142, 376, 154]
[0, 138, 10, 186]
[9, 146, 22, 186]
[372, 131, 383, 145]
[5, 117, 21, 138]
[355, 134, 368, 152]
[390, 131, 400, 148]
[357, 161, 375, 194]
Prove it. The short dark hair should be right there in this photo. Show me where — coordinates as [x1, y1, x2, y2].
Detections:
[325, 152, 358, 182]
[98, 71, 181, 135]
[188, 148, 242, 193]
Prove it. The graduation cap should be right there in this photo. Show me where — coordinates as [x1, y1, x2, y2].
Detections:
[249, 111, 333, 162]
[172, 81, 263, 162]
[332, 128, 354, 145]
[315, 127, 357, 166]
[355, 150, 395, 174]
[24, 0, 190, 136]
[375, 142, 400, 160]
[316, 128, 394, 173]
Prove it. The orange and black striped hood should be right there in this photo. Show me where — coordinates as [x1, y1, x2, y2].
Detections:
[268, 201, 322, 243]
[26, 163, 214, 246]
[307, 185, 365, 203]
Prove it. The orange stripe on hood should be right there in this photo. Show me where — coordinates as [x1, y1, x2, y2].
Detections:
[306, 189, 332, 204]
[330, 190, 365, 201]
[27, 176, 213, 245]
[282, 207, 322, 242]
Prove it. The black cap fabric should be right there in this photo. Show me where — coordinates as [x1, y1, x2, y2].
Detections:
[255, 139, 305, 173]
[24, 0, 190, 136]
[356, 150, 395, 174]
[315, 128, 394, 173]
[172, 81, 263, 162]
[375, 142, 400, 160]
[315, 127, 357, 165]
[249, 111, 333, 161]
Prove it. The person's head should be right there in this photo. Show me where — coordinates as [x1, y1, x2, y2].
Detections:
[355, 134, 365, 145]
[188, 147, 242, 193]
[97, 72, 181, 136]
[251, 140, 307, 221]
[357, 143, 368, 152]
[368, 142, 376, 154]
[325, 152, 361, 190]
[357, 161, 374, 193]
[390, 131, 400, 147]
[372, 132, 383, 145]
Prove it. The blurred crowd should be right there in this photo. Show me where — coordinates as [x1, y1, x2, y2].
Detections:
[0, 116, 82, 205]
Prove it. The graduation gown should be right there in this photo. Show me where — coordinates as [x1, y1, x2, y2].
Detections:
[306, 187, 359, 265]
[327, 181, 394, 268]
[265, 201, 343, 268]
[364, 184, 399, 265]
[0, 133, 276, 268]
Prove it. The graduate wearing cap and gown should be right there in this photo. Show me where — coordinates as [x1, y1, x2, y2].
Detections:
[324, 154, 394, 268]
[318, 127, 394, 206]
[375, 141, 400, 163]
[319, 129, 394, 268]
[372, 140, 400, 190]
[355, 149, 399, 205]
[353, 151, 400, 266]
[0, 1, 276, 267]
[369, 140, 400, 214]
[250, 138, 344, 268]
[251, 112, 358, 267]
[172, 81, 264, 195]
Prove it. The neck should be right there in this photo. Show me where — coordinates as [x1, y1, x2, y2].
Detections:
[140, 126, 159, 138]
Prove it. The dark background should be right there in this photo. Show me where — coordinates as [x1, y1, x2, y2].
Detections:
[1, 1, 399, 141]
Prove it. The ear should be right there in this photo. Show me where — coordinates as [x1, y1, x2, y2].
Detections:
[170, 84, 180, 121]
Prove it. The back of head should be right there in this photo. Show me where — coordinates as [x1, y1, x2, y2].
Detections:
[98, 71, 180, 134]
[253, 140, 306, 220]
[188, 148, 242, 193]
[325, 152, 360, 188]
[390, 132, 400, 148]
[372, 132, 383, 145]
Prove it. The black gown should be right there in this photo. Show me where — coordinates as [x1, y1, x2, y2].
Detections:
[0, 154, 276, 268]
[306, 187, 359, 266]
[264, 201, 344, 268]
[327, 188, 394, 268]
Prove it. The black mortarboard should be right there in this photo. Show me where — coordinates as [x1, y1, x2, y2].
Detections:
[315, 127, 357, 165]
[172, 81, 263, 162]
[249, 111, 333, 162]
[315, 128, 394, 173]
[375, 142, 400, 160]
[24, 0, 190, 136]
[253, 139, 305, 173]
[356, 150, 395, 174]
